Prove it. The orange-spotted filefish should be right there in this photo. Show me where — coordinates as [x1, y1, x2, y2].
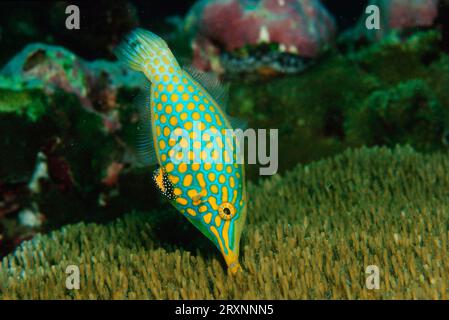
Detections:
[115, 29, 247, 274]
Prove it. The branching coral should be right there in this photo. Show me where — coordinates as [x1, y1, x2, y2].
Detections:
[1, 146, 448, 299]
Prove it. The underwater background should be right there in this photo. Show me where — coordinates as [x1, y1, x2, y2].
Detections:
[1, 0, 449, 299]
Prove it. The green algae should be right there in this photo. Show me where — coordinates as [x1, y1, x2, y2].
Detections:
[227, 30, 449, 179]
[2, 30, 448, 184]
[228, 54, 375, 178]
[0, 42, 152, 230]
[1, 146, 448, 299]
[345, 79, 447, 151]
[0, 87, 48, 122]
[349, 30, 442, 85]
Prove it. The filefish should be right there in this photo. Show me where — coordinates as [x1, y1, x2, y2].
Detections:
[115, 29, 247, 274]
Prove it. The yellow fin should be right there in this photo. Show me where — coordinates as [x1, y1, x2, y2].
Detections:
[183, 66, 229, 110]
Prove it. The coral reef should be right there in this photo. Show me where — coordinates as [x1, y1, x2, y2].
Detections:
[229, 31, 449, 176]
[383, 0, 438, 30]
[0, 44, 159, 257]
[0, 43, 143, 111]
[185, 0, 336, 74]
[2, 29, 448, 256]
[228, 30, 449, 179]
[1, 0, 448, 301]
[345, 79, 447, 151]
[1, 146, 448, 299]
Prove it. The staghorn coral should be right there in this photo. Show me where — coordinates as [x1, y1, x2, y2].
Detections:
[1, 146, 448, 299]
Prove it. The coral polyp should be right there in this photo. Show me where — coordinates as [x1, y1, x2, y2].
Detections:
[1, 146, 449, 299]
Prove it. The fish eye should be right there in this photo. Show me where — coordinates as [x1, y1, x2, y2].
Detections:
[218, 202, 236, 220]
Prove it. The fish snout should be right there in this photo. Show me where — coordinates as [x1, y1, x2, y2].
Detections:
[227, 261, 243, 275]
[223, 249, 242, 275]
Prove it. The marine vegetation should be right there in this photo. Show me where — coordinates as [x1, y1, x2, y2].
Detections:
[2, 1, 449, 274]
[0, 43, 158, 256]
[228, 30, 449, 179]
[1, 146, 448, 299]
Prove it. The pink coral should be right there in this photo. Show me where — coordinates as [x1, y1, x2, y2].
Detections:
[186, 0, 336, 73]
[382, 0, 439, 30]
[358, 0, 439, 40]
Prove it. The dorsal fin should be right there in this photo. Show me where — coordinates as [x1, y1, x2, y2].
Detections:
[228, 115, 248, 130]
[183, 65, 229, 110]
[134, 80, 158, 166]
[183, 66, 248, 131]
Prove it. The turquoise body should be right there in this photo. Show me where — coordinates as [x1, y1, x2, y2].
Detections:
[116, 28, 247, 273]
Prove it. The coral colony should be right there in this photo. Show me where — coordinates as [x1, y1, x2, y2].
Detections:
[2, 147, 449, 299]
[186, 0, 336, 74]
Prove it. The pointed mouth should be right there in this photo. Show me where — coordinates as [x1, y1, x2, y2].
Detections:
[222, 249, 242, 275]
[227, 261, 242, 275]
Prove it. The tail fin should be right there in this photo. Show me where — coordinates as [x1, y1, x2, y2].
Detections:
[114, 28, 177, 74]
